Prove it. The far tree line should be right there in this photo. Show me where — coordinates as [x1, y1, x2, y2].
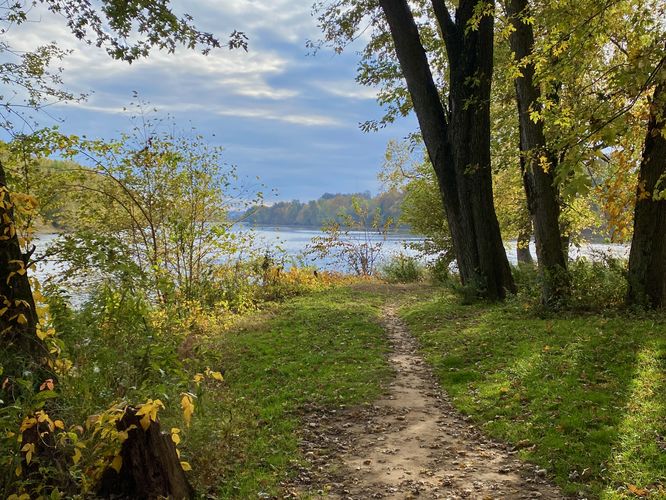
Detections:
[242, 190, 403, 227]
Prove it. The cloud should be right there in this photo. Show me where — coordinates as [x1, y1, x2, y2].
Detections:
[8, 2, 302, 102]
[2, 0, 418, 202]
[213, 107, 342, 127]
[67, 97, 343, 128]
[311, 79, 378, 100]
[193, 0, 319, 44]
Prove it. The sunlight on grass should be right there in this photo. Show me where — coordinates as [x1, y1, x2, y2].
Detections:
[602, 342, 666, 499]
[399, 289, 666, 499]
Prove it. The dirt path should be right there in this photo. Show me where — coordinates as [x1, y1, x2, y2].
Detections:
[289, 304, 565, 499]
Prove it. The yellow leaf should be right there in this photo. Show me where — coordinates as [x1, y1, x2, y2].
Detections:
[135, 401, 152, 416]
[19, 417, 36, 433]
[72, 447, 82, 465]
[193, 373, 204, 385]
[21, 443, 35, 464]
[14, 464, 21, 477]
[16, 314, 27, 326]
[139, 414, 151, 431]
[110, 454, 123, 473]
[171, 427, 182, 446]
[180, 461, 192, 471]
[209, 371, 224, 382]
[136, 399, 164, 430]
[53, 420, 65, 430]
[181, 394, 195, 427]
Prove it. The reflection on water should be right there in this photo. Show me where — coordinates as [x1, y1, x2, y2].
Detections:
[32, 226, 630, 283]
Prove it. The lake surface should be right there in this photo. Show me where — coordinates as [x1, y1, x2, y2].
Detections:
[247, 225, 629, 270]
[32, 226, 630, 282]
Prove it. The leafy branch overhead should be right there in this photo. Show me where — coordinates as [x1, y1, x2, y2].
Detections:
[31, 0, 247, 62]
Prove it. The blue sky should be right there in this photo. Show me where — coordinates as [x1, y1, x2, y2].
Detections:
[9, 0, 417, 201]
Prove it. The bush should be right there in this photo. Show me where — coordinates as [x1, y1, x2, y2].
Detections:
[511, 253, 628, 311]
[568, 254, 627, 310]
[427, 255, 454, 285]
[512, 261, 542, 301]
[380, 253, 425, 283]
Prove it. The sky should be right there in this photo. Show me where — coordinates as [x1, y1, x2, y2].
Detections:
[6, 0, 417, 202]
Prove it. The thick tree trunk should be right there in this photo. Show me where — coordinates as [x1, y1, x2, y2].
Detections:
[98, 407, 194, 499]
[506, 0, 568, 304]
[627, 77, 666, 308]
[0, 160, 50, 397]
[379, 0, 515, 300]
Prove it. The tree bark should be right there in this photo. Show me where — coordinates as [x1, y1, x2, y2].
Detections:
[0, 160, 50, 397]
[506, 0, 569, 304]
[517, 223, 534, 265]
[627, 74, 666, 308]
[98, 407, 194, 499]
[379, 0, 515, 300]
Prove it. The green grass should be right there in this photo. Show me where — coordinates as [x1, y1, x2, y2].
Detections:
[399, 289, 666, 499]
[180, 285, 393, 498]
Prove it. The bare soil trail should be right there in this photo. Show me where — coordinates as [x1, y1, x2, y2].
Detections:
[289, 302, 565, 499]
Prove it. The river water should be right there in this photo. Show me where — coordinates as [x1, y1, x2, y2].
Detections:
[32, 226, 629, 282]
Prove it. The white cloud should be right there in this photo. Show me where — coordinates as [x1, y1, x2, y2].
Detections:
[6, 2, 302, 103]
[5, 2, 369, 136]
[311, 79, 378, 100]
[67, 97, 343, 128]
[214, 107, 342, 127]
[192, 0, 319, 44]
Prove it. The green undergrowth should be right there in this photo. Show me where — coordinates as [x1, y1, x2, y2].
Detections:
[398, 289, 666, 499]
[181, 285, 394, 498]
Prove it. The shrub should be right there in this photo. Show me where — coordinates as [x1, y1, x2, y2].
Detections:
[568, 254, 627, 310]
[427, 255, 454, 285]
[380, 253, 425, 283]
[510, 253, 628, 311]
[512, 262, 542, 301]
[306, 197, 392, 276]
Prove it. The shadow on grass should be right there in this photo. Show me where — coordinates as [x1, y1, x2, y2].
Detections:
[399, 289, 665, 498]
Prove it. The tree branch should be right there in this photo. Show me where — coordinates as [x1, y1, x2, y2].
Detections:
[431, 0, 457, 43]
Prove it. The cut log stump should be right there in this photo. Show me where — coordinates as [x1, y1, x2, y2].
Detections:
[98, 407, 194, 499]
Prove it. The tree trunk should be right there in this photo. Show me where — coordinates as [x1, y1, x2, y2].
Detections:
[379, 0, 515, 300]
[517, 224, 534, 265]
[98, 407, 194, 499]
[506, 0, 568, 304]
[627, 76, 666, 308]
[0, 160, 50, 397]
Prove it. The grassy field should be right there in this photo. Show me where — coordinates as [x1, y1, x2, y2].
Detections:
[165, 283, 664, 498]
[398, 288, 666, 499]
[179, 285, 394, 498]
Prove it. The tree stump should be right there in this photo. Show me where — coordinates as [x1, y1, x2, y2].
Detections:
[98, 407, 194, 499]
